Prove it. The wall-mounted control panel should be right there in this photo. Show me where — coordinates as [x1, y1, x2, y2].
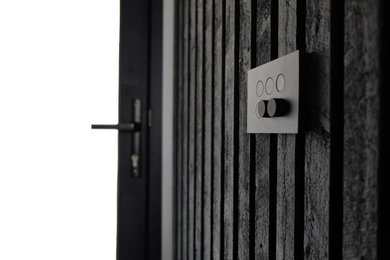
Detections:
[247, 50, 299, 134]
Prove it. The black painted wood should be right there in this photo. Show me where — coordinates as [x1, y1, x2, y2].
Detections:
[224, 0, 238, 258]
[181, 0, 190, 258]
[343, 0, 381, 258]
[237, 0, 252, 259]
[212, 0, 224, 258]
[203, 0, 213, 259]
[304, 0, 332, 258]
[174, 0, 384, 258]
[329, 0, 344, 258]
[277, 1, 299, 259]
[254, 0, 272, 259]
[194, 0, 204, 259]
[188, 0, 197, 258]
[175, 0, 183, 258]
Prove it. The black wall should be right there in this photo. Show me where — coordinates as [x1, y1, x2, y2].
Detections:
[174, 0, 387, 259]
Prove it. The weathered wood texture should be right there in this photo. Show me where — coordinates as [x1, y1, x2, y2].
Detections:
[202, 0, 213, 259]
[343, 0, 381, 258]
[195, 0, 204, 259]
[174, 0, 384, 258]
[175, 0, 183, 258]
[304, 0, 332, 259]
[277, 0, 299, 259]
[237, 0, 252, 259]
[188, 0, 196, 258]
[224, 0, 237, 259]
[181, 0, 189, 258]
[212, 0, 223, 258]
[254, 0, 272, 259]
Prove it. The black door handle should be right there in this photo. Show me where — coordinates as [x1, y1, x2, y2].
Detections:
[91, 123, 140, 131]
[91, 99, 142, 178]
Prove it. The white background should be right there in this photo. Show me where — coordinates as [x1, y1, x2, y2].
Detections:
[0, 0, 120, 259]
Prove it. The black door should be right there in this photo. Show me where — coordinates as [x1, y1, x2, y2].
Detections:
[92, 0, 162, 259]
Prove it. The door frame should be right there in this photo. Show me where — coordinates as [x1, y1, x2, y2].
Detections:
[161, 0, 175, 259]
[116, 0, 162, 259]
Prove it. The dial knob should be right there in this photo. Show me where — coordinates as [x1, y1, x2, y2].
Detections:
[267, 98, 291, 117]
[256, 100, 269, 118]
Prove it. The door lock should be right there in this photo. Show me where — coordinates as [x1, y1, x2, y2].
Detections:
[92, 98, 142, 178]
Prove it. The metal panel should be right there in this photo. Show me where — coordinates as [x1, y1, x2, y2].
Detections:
[247, 50, 299, 133]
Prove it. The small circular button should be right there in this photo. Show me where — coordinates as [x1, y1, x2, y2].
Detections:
[267, 98, 291, 117]
[255, 100, 269, 118]
[256, 80, 264, 97]
[276, 74, 285, 92]
[265, 77, 274, 95]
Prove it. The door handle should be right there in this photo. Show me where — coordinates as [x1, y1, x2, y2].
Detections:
[91, 123, 140, 131]
[91, 99, 142, 178]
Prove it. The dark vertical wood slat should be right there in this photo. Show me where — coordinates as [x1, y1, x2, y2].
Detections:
[224, 0, 237, 258]
[276, 1, 298, 259]
[304, 0, 331, 259]
[237, 0, 251, 259]
[195, 0, 204, 259]
[175, 0, 184, 258]
[182, 0, 190, 258]
[329, 0, 344, 257]
[203, 0, 213, 258]
[212, 0, 224, 258]
[378, 2, 390, 257]
[304, 132, 330, 259]
[254, 0, 272, 258]
[343, 0, 380, 258]
[188, 0, 197, 258]
[275, 137, 296, 260]
[175, 1, 385, 259]
[254, 135, 271, 260]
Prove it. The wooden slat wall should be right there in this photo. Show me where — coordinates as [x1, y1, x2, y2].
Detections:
[212, 0, 223, 258]
[195, 0, 204, 258]
[237, 0, 252, 258]
[175, 0, 183, 258]
[203, 0, 213, 259]
[343, 0, 381, 258]
[304, 0, 332, 258]
[174, 0, 385, 259]
[277, 0, 300, 259]
[188, 0, 197, 258]
[254, 0, 272, 258]
[223, 0, 237, 259]
[181, 0, 189, 258]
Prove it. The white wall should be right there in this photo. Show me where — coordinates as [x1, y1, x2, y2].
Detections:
[0, 1, 120, 259]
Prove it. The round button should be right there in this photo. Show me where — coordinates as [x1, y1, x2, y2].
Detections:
[255, 100, 269, 118]
[267, 98, 291, 117]
[276, 74, 285, 92]
[256, 80, 264, 97]
[265, 77, 274, 95]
